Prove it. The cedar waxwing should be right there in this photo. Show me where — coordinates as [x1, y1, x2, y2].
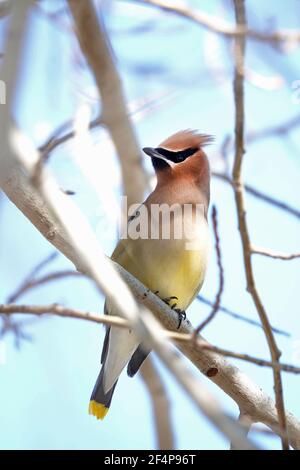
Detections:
[89, 130, 212, 420]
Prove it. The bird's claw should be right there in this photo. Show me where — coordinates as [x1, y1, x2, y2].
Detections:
[173, 308, 186, 329]
[160, 295, 184, 328]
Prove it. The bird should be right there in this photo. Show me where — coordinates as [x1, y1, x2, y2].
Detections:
[89, 129, 212, 420]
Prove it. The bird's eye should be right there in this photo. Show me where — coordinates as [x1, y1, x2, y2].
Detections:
[155, 147, 197, 163]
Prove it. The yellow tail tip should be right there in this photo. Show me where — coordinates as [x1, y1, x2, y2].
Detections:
[89, 400, 109, 420]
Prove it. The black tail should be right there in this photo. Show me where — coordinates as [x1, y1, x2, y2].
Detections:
[89, 366, 118, 420]
[127, 344, 150, 377]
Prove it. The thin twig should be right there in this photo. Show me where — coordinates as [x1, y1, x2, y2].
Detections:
[251, 246, 300, 261]
[33, 116, 104, 182]
[7, 249, 289, 340]
[244, 184, 300, 220]
[195, 206, 224, 334]
[214, 113, 300, 221]
[232, 0, 289, 450]
[37, 90, 174, 163]
[6, 255, 290, 338]
[132, 0, 300, 44]
[3, 252, 58, 334]
[212, 171, 300, 221]
[1, 303, 300, 374]
[197, 295, 290, 337]
[247, 114, 300, 143]
[7, 270, 82, 303]
[68, 0, 148, 207]
[140, 358, 175, 450]
[6, 252, 58, 303]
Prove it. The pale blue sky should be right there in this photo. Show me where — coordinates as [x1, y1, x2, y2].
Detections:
[1, 0, 300, 450]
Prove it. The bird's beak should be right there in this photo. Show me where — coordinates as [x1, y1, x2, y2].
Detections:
[142, 147, 162, 159]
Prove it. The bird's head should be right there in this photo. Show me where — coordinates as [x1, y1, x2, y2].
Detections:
[143, 129, 213, 185]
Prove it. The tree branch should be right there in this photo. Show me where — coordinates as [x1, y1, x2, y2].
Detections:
[195, 206, 224, 334]
[68, 0, 147, 207]
[251, 246, 300, 261]
[0, 1, 256, 448]
[1, 303, 300, 375]
[132, 0, 300, 44]
[140, 358, 175, 450]
[232, 0, 288, 450]
[213, 171, 300, 221]
[197, 294, 289, 337]
[1, 0, 299, 449]
[7, 270, 82, 303]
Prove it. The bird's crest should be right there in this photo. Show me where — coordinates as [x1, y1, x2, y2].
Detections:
[159, 129, 214, 151]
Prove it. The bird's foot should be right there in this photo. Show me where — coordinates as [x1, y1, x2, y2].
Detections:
[175, 308, 186, 329]
[158, 295, 185, 328]
[172, 307, 186, 329]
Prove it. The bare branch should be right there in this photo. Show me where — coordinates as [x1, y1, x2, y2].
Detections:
[195, 206, 224, 334]
[213, 171, 300, 221]
[252, 246, 300, 261]
[7, 270, 82, 303]
[6, 252, 58, 302]
[140, 358, 175, 450]
[213, 113, 300, 221]
[0, 303, 128, 328]
[34, 116, 103, 176]
[232, 0, 288, 450]
[0, 2, 255, 440]
[6, 247, 291, 339]
[64, 3, 167, 443]
[1, 0, 299, 449]
[68, 0, 147, 207]
[133, 0, 300, 44]
[37, 91, 173, 162]
[3, 251, 59, 335]
[1, 303, 300, 375]
[248, 114, 300, 143]
[5, 251, 290, 341]
[197, 295, 289, 337]
[2, 224, 300, 448]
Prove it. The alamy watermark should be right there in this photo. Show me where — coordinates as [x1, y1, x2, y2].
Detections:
[96, 197, 209, 251]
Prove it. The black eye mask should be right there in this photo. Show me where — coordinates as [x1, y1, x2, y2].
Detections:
[155, 147, 198, 163]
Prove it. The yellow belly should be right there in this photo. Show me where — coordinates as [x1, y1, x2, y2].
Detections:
[112, 219, 210, 310]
